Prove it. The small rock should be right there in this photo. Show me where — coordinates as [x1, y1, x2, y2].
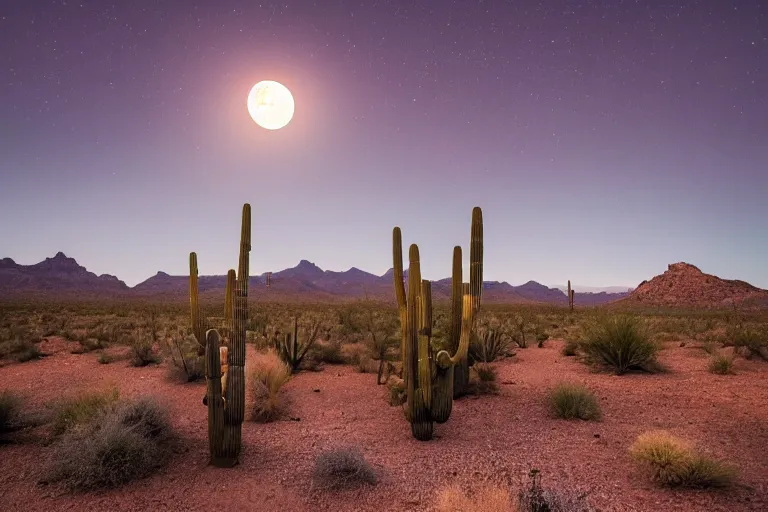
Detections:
[313, 388, 320, 393]
[594, 434, 600, 438]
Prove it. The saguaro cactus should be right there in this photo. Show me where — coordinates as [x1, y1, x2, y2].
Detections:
[191, 203, 251, 467]
[392, 207, 483, 440]
[568, 280, 573, 312]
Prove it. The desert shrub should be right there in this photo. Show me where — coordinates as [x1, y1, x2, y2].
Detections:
[342, 343, 376, 373]
[0, 335, 42, 362]
[536, 332, 549, 348]
[1, 390, 24, 433]
[160, 333, 205, 382]
[581, 315, 658, 374]
[561, 339, 579, 357]
[468, 363, 500, 395]
[51, 387, 120, 436]
[518, 469, 594, 512]
[470, 328, 514, 363]
[548, 383, 601, 421]
[701, 341, 720, 356]
[629, 431, 736, 488]
[127, 330, 161, 367]
[272, 315, 324, 373]
[98, 353, 113, 364]
[248, 351, 291, 423]
[729, 326, 768, 360]
[311, 447, 377, 491]
[436, 483, 514, 512]
[46, 396, 173, 491]
[386, 376, 406, 406]
[312, 339, 346, 365]
[708, 354, 734, 375]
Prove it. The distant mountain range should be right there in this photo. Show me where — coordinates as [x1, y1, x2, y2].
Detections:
[0, 253, 631, 305]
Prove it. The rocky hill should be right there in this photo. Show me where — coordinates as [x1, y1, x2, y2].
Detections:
[0, 253, 633, 306]
[0, 252, 128, 298]
[620, 262, 768, 309]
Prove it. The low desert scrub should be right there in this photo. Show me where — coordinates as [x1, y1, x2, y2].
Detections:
[386, 376, 406, 406]
[708, 354, 735, 375]
[70, 338, 105, 354]
[581, 315, 659, 374]
[127, 330, 161, 367]
[45, 396, 174, 491]
[248, 351, 291, 423]
[312, 339, 346, 365]
[729, 326, 768, 360]
[342, 343, 377, 373]
[468, 363, 500, 395]
[436, 482, 514, 512]
[161, 334, 205, 383]
[50, 387, 120, 436]
[518, 469, 594, 512]
[629, 431, 736, 488]
[311, 446, 378, 491]
[1, 389, 24, 434]
[0, 336, 42, 362]
[470, 327, 514, 363]
[548, 382, 601, 421]
[561, 339, 579, 357]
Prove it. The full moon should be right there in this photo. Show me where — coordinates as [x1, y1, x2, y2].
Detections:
[247, 80, 295, 130]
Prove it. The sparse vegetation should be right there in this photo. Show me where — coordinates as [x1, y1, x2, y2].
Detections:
[436, 483, 514, 512]
[127, 330, 161, 367]
[50, 387, 121, 436]
[708, 353, 735, 375]
[518, 469, 594, 512]
[580, 315, 659, 374]
[46, 396, 174, 491]
[311, 447, 378, 491]
[468, 363, 500, 395]
[629, 431, 736, 488]
[248, 351, 291, 423]
[548, 382, 601, 421]
[561, 339, 579, 357]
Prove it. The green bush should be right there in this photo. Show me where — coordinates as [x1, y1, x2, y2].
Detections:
[708, 354, 734, 375]
[581, 315, 659, 374]
[548, 382, 601, 421]
[51, 387, 120, 436]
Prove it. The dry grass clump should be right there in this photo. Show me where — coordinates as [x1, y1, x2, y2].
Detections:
[518, 470, 594, 512]
[45, 396, 174, 491]
[342, 343, 377, 373]
[0, 332, 42, 362]
[161, 334, 205, 382]
[127, 330, 161, 367]
[548, 382, 601, 421]
[561, 339, 579, 357]
[248, 350, 291, 423]
[468, 363, 500, 395]
[386, 375, 406, 406]
[312, 339, 346, 365]
[50, 387, 120, 436]
[311, 446, 378, 491]
[708, 353, 735, 375]
[581, 315, 659, 374]
[436, 483, 515, 512]
[629, 431, 736, 488]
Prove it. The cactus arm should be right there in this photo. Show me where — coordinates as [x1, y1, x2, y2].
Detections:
[418, 279, 432, 411]
[436, 293, 475, 369]
[469, 206, 483, 314]
[190, 252, 207, 356]
[224, 269, 236, 339]
[404, 244, 420, 424]
[204, 329, 226, 466]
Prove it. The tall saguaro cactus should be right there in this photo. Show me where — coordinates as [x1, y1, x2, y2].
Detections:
[568, 280, 573, 312]
[191, 203, 251, 467]
[392, 207, 483, 440]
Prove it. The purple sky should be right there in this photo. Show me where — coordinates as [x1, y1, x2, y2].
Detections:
[1, 1, 766, 289]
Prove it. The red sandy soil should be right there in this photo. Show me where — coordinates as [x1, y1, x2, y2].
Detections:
[1, 337, 767, 512]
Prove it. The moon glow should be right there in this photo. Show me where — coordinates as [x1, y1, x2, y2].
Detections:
[247, 80, 295, 130]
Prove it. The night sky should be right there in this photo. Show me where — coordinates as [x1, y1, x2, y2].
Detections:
[2, 0, 766, 289]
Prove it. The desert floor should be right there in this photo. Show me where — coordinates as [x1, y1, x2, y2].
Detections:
[1, 338, 767, 512]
